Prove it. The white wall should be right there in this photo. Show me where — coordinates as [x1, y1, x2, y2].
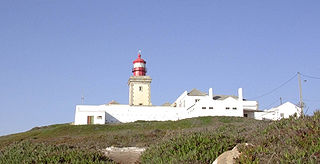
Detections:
[186, 97, 244, 118]
[243, 100, 258, 110]
[254, 102, 301, 120]
[254, 111, 276, 120]
[74, 100, 246, 125]
[74, 88, 260, 125]
[75, 105, 106, 125]
[174, 91, 187, 107]
[174, 91, 206, 109]
[278, 102, 301, 118]
[74, 92, 301, 124]
[104, 105, 184, 123]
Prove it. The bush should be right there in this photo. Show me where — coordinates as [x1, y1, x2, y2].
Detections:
[237, 111, 320, 163]
[0, 141, 114, 163]
[141, 132, 243, 163]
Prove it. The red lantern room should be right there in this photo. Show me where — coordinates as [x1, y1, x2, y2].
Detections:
[132, 51, 147, 76]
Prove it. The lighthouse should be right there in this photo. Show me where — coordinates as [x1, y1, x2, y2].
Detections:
[128, 51, 152, 106]
[132, 53, 146, 76]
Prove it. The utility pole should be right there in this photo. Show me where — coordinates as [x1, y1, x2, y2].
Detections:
[298, 72, 304, 117]
[280, 97, 282, 105]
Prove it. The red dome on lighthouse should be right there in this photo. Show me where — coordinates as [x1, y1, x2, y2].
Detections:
[133, 54, 146, 64]
[132, 51, 147, 76]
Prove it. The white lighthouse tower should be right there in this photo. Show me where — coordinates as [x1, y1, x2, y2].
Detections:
[128, 51, 152, 106]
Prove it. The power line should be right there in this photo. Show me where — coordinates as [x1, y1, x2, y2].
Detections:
[260, 98, 281, 110]
[304, 99, 320, 102]
[301, 73, 320, 80]
[248, 73, 297, 99]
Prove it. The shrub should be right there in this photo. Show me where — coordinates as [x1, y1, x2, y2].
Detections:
[141, 132, 243, 163]
[237, 111, 320, 163]
[0, 141, 114, 164]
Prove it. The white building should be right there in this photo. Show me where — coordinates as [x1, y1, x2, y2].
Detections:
[173, 88, 258, 119]
[75, 87, 258, 125]
[74, 52, 301, 125]
[254, 102, 301, 120]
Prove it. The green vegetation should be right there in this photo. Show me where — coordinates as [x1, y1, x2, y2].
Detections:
[0, 141, 114, 163]
[139, 117, 255, 163]
[237, 111, 320, 163]
[0, 116, 266, 149]
[141, 133, 241, 163]
[0, 116, 266, 163]
[0, 113, 319, 163]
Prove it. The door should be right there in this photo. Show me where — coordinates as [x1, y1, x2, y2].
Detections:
[87, 116, 94, 124]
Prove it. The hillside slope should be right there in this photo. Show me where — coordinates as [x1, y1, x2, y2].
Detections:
[0, 116, 268, 163]
[237, 111, 320, 163]
[3, 113, 318, 163]
[139, 112, 320, 163]
[0, 116, 267, 149]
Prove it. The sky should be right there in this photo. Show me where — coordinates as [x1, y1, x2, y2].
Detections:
[0, 0, 319, 136]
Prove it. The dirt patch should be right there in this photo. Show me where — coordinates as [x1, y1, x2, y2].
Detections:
[103, 146, 146, 164]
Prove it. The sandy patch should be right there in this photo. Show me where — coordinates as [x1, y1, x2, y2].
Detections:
[103, 146, 146, 164]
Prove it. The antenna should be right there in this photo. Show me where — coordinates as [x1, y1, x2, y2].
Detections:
[81, 95, 84, 104]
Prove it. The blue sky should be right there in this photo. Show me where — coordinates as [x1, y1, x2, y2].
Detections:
[0, 0, 319, 136]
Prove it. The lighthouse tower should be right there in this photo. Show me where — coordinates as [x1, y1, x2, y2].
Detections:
[128, 51, 152, 106]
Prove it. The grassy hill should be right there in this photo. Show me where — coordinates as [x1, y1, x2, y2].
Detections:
[0, 116, 267, 149]
[0, 113, 319, 163]
[237, 111, 320, 163]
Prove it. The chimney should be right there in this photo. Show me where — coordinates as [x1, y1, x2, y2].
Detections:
[209, 88, 213, 99]
[238, 88, 243, 101]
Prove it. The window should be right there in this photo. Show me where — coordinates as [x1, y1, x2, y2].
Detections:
[139, 86, 143, 91]
[97, 116, 102, 119]
[244, 114, 248, 117]
[280, 113, 284, 118]
[202, 107, 206, 109]
[195, 99, 200, 103]
[226, 107, 230, 110]
[209, 107, 213, 109]
[139, 103, 143, 105]
[233, 107, 237, 110]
